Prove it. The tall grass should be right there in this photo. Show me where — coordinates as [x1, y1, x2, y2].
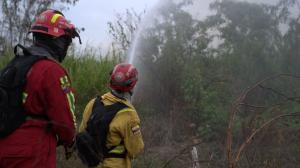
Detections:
[63, 54, 117, 120]
[0, 51, 12, 68]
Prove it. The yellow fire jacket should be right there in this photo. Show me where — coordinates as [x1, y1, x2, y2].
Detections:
[79, 92, 144, 168]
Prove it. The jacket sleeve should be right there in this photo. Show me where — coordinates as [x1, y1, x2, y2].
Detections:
[79, 99, 95, 133]
[122, 109, 144, 158]
[42, 64, 77, 146]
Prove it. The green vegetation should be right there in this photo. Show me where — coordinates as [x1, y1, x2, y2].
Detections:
[63, 55, 116, 120]
[123, 0, 300, 167]
[1, 0, 300, 167]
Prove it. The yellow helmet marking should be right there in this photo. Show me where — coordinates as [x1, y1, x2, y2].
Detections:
[51, 14, 62, 24]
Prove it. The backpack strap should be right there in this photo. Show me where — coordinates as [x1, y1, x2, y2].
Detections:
[10, 45, 48, 87]
[104, 151, 127, 158]
[14, 44, 31, 57]
[14, 44, 53, 60]
[87, 96, 128, 158]
[13, 45, 49, 117]
[90, 96, 104, 122]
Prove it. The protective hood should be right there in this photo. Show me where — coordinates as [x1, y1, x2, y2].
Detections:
[101, 92, 135, 110]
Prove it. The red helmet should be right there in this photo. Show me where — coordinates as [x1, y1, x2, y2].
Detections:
[30, 9, 81, 43]
[109, 63, 138, 92]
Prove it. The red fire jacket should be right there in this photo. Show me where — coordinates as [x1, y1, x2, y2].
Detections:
[0, 46, 76, 168]
[22, 59, 76, 146]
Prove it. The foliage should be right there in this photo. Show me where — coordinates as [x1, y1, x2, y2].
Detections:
[0, 0, 79, 48]
[108, 0, 300, 167]
[63, 55, 116, 120]
[1, 0, 300, 167]
[107, 8, 145, 57]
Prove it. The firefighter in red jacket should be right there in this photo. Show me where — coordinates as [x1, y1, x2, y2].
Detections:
[0, 10, 80, 168]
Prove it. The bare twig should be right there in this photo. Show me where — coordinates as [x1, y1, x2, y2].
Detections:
[259, 84, 300, 102]
[234, 113, 300, 164]
[238, 103, 266, 109]
[226, 74, 300, 168]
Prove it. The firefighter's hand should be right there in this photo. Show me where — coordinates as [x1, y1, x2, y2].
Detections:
[64, 142, 75, 160]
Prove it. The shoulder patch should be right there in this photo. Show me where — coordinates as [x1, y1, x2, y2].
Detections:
[131, 125, 141, 136]
[60, 75, 71, 93]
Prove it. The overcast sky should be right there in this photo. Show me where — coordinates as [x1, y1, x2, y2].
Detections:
[62, 0, 281, 48]
[64, 0, 159, 47]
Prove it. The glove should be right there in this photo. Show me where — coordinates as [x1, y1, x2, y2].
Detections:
[64, 140, 76, 160]
[56, 135, 64, 147]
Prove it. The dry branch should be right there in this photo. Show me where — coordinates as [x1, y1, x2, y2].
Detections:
[226, 74, 300, 168]
[234, 113, 300, 164]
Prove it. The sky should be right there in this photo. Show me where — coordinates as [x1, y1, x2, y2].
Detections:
[62, 0, 281, 48]
[64, 0, 159, 48]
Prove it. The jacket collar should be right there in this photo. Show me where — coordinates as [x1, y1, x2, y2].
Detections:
[102, 92, 135, 110]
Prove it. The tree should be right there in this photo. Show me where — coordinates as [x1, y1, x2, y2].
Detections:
[207, 1, 283, 87]
[272, 0, 300, 73]
[107, 8, 145, 58]
[106, 0, 300, 167]
[0, 0, 79, 48]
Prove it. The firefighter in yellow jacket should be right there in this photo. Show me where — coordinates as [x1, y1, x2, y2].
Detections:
[79, 63, 144, 168]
